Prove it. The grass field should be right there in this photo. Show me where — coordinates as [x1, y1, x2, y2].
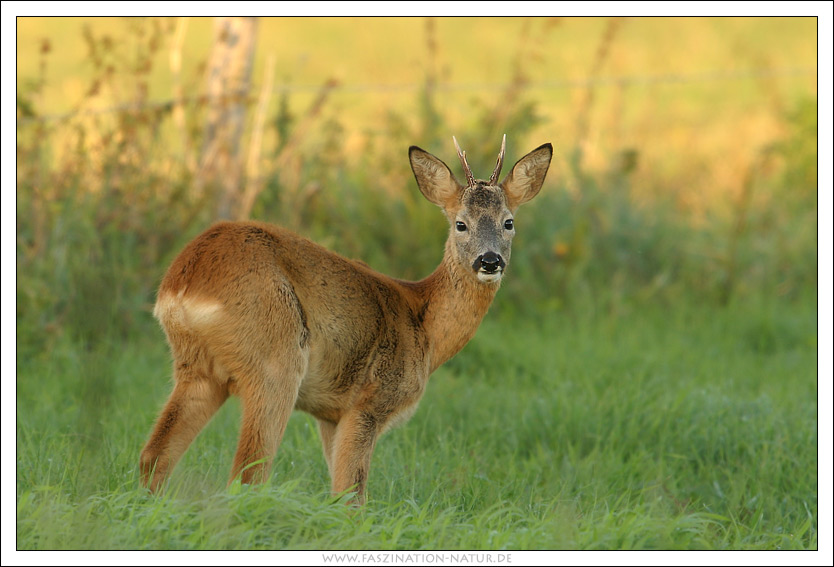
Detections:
[12, 15, 822, 554]
[15, 293, 817, 550]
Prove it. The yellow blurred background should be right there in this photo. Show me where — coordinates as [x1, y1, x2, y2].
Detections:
[17, 17, 817, 216]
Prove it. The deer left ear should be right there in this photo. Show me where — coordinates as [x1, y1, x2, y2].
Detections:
[501, 143, 552, 212]
[409, 146, 463, 210]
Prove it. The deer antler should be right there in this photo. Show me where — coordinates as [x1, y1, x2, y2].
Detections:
[489, 134, 507, 185]
[453, 136, 476, 188]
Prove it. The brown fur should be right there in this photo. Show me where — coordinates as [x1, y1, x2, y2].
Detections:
[140, 139, 552, 503]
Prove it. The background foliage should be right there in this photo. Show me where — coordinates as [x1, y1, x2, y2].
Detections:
[15, 16, 818, 551]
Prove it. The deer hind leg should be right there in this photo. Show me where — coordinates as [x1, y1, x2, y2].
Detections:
[140, 369, 229, 493]
[228, 347, 308, 486]
[329, 410, 380, 504]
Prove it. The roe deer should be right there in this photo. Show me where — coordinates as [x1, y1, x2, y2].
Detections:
[140, 136, 552, 503]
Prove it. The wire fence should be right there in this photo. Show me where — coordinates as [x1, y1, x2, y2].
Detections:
[16, 65, 816, 127]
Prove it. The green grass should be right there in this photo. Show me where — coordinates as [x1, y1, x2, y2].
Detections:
[15, 293, 817, 550]
[13, 15, 819, 552]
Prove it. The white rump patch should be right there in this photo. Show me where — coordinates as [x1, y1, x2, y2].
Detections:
[183, 296, 224, 327]
[155, 291, 224, 329]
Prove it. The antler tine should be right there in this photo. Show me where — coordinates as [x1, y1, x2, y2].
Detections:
[488, 134, 507, 185]
[452, 136, 476, 187]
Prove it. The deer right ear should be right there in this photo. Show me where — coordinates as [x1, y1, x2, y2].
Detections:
[501, 143, 553, 212]
[409, 146, 463, 210]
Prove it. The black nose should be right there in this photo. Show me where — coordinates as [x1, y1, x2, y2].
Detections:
[478, 252, 504, 273]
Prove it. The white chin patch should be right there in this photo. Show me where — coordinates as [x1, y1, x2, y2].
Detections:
[477, 271, 503, 283]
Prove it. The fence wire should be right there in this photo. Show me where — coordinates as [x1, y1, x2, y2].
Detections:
[17, 65, 816, 127]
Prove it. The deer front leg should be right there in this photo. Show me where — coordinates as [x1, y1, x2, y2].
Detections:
[317, 418, 337, 478]
[330, 410, 379, 505]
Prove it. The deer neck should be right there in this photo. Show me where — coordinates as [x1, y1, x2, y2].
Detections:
[413, 243, 501, 373]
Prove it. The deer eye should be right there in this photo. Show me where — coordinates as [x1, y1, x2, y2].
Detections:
[504, 219, 514, 230]
[455, 221, 467, 232]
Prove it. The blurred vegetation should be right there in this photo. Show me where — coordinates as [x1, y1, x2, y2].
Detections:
[16, 17, 817, 356]
[14, 17, 819, 551]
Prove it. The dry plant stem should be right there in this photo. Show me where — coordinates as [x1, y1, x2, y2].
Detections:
[574, 17, 625, 165]
[239, 52, 277, 220]
[169, 17, 197, 177]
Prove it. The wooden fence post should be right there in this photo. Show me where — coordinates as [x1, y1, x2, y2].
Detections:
[198, 16, 258, 220]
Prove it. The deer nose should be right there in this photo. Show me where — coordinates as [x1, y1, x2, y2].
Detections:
[477, 252, 505, 274]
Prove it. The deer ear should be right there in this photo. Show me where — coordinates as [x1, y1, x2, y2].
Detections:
[501, 143, 552, 212]
[409, 146, 463, 210]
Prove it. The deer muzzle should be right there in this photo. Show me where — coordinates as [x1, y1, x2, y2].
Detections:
[473, 252, 506, 275]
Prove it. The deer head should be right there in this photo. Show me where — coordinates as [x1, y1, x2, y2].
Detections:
[409, 136, 553, 283]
